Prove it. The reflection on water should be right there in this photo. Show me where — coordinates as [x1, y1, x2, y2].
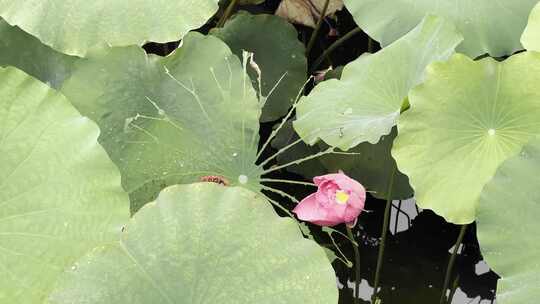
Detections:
[337, 279, 373, 302]
[389, 198, 419, 235]
[322, 196, 498, 304]
[450, 288, 495, 304]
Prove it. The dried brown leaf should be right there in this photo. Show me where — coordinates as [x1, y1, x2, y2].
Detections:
[275, 0, 344, 28]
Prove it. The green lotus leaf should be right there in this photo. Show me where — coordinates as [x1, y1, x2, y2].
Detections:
[48, 183, 338, 304]
[61, 33, 263, 212]
[0, 18, 77, 89]
[273, 122, 412, 200]
[522, 2, 540, 52]
[393, 52, 540, 224]
[0, 0, 219, 57]
[344, 0, 539, 58]
[0, 67, 130, 302]
[294, 15, 462, 150]
[212, 11, 307, 122]
[477, 136, 540, 304]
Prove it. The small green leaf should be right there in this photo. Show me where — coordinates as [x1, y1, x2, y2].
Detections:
[212, 11, 307, 122]
[48, 183, 338, 304]
[294, 15, 462, 150]
[393, 52, 540, 224]
[0, 67, 130, 302]
[477, 136, 540, 304]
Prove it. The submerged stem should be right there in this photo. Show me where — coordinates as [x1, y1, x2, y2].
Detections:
[440, 224, 468, 304]
[311, 27, 363, 71]
[306, 0, 330, 55]
[217, 0, 238, 27]
[346, 226, 360, 304]
[372, 167, 396, 302]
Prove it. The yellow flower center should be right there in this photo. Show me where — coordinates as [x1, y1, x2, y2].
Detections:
[335, 190, 349, 205]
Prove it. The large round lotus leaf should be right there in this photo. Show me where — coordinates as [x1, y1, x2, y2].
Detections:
[61, 33, 263, 212]
[212, 12, 307, 122]
[477, 136, 540, 304]
[0, 19, 77, 89]
[48, 183, 338, 304]
[393, 52, 540, 224]
[294, 15, 462, 150]
[273, 122, 412, 200]
[522, 2, 540, 52]
[476, 136, 540, 303]
[0, 67, 129, 302]
[0, 0, 219, 57]
[344, 0, 539, 58]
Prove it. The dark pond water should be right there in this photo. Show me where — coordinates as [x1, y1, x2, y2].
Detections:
[332, 198, 498, 304]
[144, 1, 500, 303]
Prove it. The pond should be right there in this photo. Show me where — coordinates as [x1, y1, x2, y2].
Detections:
[4, 0, 526, 302]
[334, 197, 498, 304]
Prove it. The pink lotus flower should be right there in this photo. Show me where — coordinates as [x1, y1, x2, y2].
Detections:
[293, 172, 366, 227]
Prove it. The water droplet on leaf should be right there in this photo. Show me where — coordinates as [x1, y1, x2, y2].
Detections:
[238, 175, 248, 184]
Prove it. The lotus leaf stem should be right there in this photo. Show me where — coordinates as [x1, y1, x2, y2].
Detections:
[217, 0, 239, 28]
[306, 0, 330, 55]
[311, 27, 363, 71]
[447, 274, 460, 304]
[372, 166, 396, 302]
[440, 224, 468, 304]
[346, 225, 360, 304]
